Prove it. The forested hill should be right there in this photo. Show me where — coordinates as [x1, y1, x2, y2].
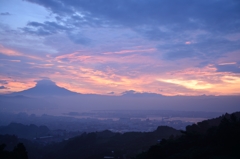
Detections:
[135, 112, 240, 159]
[0, 126, 181, 159]
[43, 126, 181, 159]
[185, 111, 240, 134]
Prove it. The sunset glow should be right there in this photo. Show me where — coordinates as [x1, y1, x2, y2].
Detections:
[0, 0, 239, 96]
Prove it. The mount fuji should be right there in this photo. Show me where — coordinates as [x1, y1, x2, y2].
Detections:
[10, 80, 80, 97]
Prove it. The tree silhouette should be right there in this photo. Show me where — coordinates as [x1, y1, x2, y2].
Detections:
[0, 143, 28, 159]
[13, 143, 28, 159]
[135, 113, 240, 159]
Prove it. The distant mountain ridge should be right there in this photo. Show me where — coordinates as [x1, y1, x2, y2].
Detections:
[121, 90, 164, 97]
[0, 123, 50, 139]
[8, 79, 164, 97]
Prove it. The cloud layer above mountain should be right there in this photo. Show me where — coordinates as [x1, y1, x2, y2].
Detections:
[0, 0, 240, 95]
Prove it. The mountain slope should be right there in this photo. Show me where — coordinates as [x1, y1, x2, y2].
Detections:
[135, 112, 240, 159]
[10, 80, 79, 96]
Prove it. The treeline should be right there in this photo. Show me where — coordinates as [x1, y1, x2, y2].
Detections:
[0, 143, 28, 159]
[135, 113, 240, 159]
[0, 123, 50, 139]
[0, 126, 180, 159]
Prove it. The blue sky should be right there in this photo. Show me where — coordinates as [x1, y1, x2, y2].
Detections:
[0, 0, 240, 95]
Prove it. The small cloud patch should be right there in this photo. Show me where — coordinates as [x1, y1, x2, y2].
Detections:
[216, 63, 240, 73]
[0, 86, 8, 89]
[0, 12, 11, 16]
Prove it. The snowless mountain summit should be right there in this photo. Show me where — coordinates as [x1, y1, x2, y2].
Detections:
[11, 79, 79, 96]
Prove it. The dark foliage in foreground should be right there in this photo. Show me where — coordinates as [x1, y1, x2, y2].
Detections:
[0, 126, 180, 159]
[0, 142, 28, 159]
[42, 126, 180, 159]
[0, 123, 50, 139]
[135, 113, 240, 159]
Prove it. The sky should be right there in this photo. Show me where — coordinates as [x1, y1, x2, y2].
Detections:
[0, 0, 240, 96]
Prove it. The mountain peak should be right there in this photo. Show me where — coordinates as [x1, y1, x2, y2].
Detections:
[35, 79, 57, 87]
[10, 79, 79, 97]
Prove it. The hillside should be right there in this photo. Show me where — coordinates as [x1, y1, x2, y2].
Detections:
[135, 112, 240, 159]
[185, 111, 240, 133]
[0, 125, 181, 159]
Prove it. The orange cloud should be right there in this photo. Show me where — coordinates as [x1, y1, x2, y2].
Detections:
[158, 79, 213, 90]
[0, 44, 42, 60]
[1, 46, 240, 96]
[28, 54, 240, 96]
[157, 65, 240, 95]
[0, 45, 22, 56]
[0, 76, 36, 94]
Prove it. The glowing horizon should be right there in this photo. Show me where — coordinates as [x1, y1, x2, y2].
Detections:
[0, 0, 240, 96]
